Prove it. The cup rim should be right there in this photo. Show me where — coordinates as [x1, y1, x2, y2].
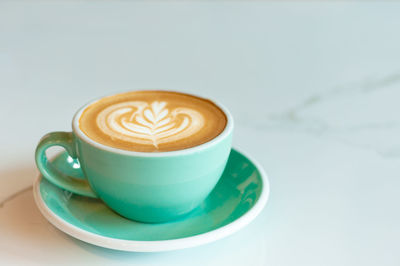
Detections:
[72, 89, 234, 157]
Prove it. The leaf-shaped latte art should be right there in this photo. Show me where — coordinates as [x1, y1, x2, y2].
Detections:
[96, 101, 205, 149]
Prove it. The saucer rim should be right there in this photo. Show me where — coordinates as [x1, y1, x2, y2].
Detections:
[33, 147, 270, 252]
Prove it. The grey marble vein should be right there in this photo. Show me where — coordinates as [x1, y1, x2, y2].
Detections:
[245, 72, 400, 158]
[0, 186, 33, 208]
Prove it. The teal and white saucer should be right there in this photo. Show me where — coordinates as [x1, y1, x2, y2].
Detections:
[33, 148, 270, 252]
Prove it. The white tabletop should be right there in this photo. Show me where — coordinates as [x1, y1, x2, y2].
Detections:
[1, 1, 400, 265]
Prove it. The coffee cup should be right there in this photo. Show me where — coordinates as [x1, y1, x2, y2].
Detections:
[35, 90, 233, 223]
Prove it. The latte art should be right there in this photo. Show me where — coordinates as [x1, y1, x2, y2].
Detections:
[97, 101, 205, 148]
[79, 90, 227, 152]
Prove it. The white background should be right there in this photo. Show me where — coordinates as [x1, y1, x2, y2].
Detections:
[1, 1, 400, 265]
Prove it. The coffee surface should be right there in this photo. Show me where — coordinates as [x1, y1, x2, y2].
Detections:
[79, 91, 227, 152]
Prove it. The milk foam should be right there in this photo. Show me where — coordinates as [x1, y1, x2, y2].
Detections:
[96, 101, 205, 148]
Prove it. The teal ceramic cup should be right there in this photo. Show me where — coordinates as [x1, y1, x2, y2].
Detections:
[35, 92, 233, 223]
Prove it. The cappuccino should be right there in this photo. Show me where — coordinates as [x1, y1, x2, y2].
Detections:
[79, 91, 227, 152]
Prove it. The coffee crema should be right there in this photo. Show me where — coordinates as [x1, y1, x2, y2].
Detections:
[79, 91, 227, 152]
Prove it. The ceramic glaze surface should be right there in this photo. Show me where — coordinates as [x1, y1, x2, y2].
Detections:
[72, 128, 232, 223]
[37, 149, 265, 241]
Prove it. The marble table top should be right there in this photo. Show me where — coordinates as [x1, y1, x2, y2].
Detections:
[0, 1, 399, 265]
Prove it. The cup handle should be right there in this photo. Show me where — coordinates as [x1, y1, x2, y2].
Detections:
[35, 131, 98, 198]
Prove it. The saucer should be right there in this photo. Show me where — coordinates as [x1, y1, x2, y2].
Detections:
[33, 148, 270, 252]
